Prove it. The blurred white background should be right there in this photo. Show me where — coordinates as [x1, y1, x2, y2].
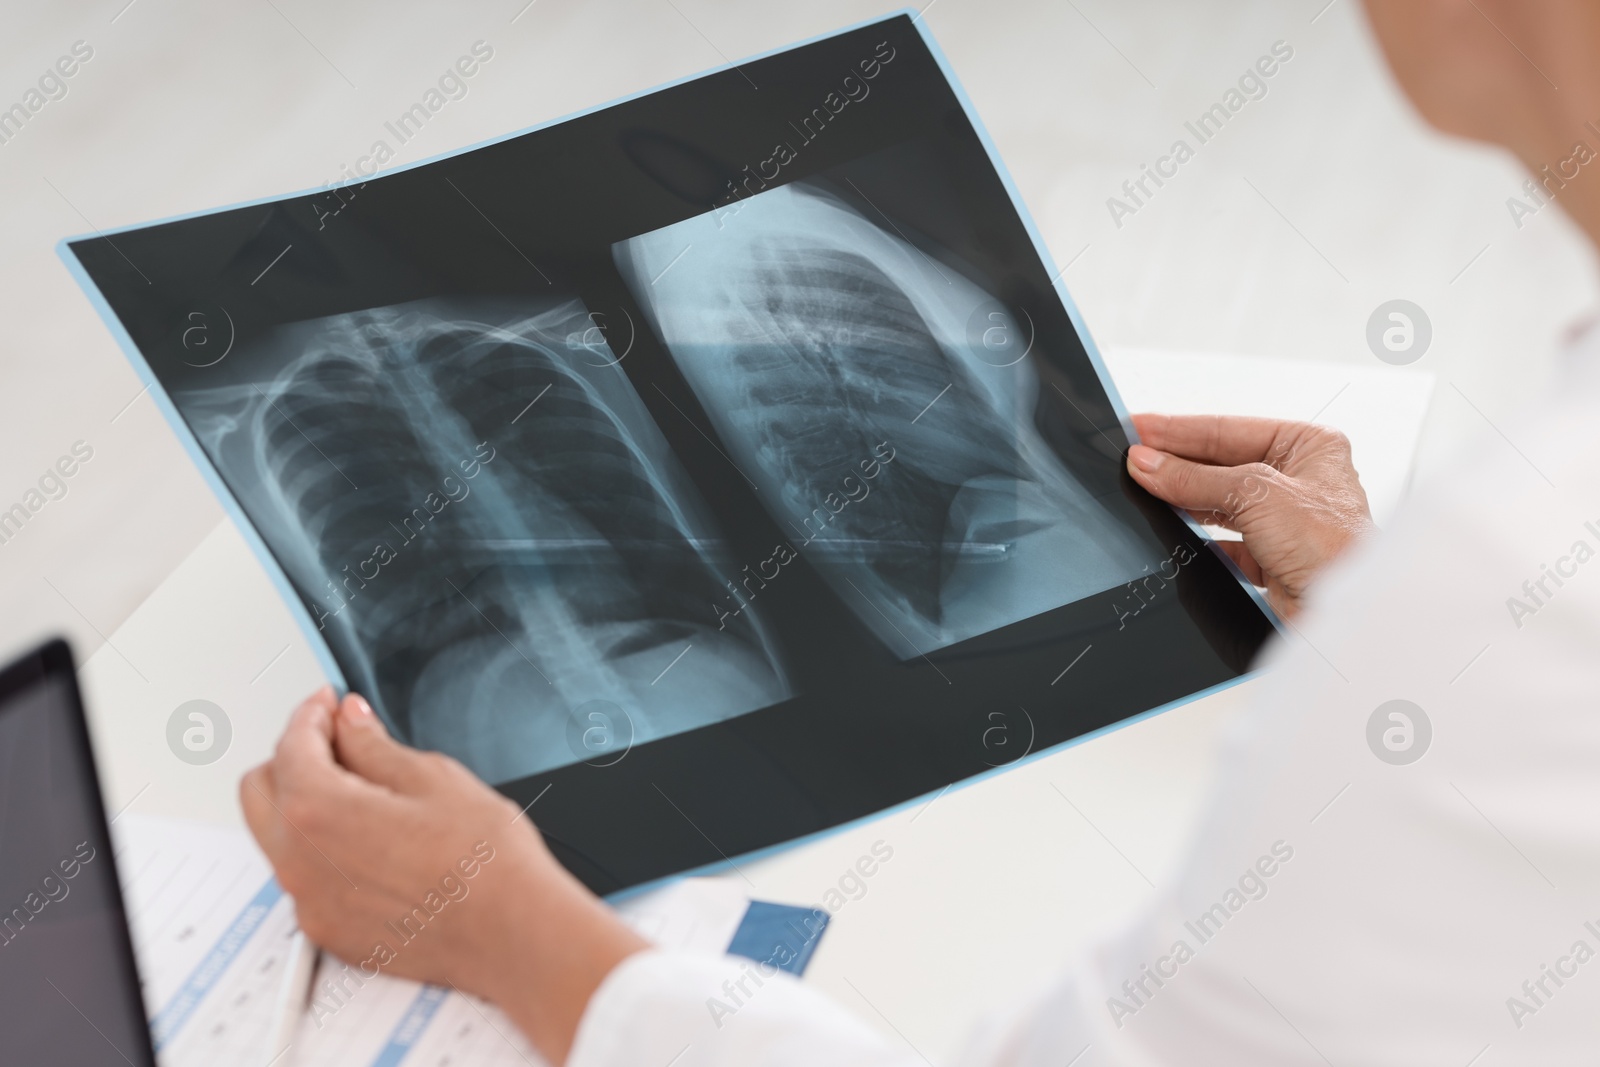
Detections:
[1, 1, 1596, 1057]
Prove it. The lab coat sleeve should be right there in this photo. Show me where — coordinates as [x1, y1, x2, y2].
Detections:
[567, 948, 925, 1067]
[565, 946, 1133, 1067]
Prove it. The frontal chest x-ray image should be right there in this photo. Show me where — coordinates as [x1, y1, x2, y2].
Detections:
[177, 298, 793, 783]
[616, 180, 1158, 659]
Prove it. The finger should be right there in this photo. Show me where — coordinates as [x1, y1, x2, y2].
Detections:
[1127, 446, 1278, 515]
[333, 693, 437, 795]
[272, 685, 344, 792]
[1132, 413, 1299, 468]
[1216, 539, 1266, 586]
[240, 764, 286, 854]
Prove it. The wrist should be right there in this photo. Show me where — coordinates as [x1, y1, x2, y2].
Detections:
[473, 852, 648, 1064]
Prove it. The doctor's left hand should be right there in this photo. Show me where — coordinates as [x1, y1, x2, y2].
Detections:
[1125, 412, 1374, 617]
[241, 686, 646, 1065]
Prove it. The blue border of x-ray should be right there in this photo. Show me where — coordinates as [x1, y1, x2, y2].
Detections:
[56, 10, 1284, 903]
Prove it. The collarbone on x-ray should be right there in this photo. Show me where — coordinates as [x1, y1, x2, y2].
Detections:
[180, 297, 792, 783]
[616, 181, 1156, 659]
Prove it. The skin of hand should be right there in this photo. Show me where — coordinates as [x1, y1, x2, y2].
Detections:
[1124, 413, 1375, 617]
[241, 687, 648, 1065]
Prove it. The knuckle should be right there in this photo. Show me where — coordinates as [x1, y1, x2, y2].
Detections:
[1308, 425, 1350, 457]
[421, 750, 459, 777]
[1240, 461, 1279, 482]
[1228, 466, 1277, 511]
[1169, 462, 1200, 496]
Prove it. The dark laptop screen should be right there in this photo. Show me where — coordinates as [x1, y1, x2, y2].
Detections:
[0, 641, 155, 1066]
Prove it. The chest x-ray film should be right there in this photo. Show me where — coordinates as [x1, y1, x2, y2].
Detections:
[63, 14, 1273, 894]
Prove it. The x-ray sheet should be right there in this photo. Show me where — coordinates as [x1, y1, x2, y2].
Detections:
[63, 13, 1272, 893]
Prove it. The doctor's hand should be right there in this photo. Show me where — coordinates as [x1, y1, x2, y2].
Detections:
[1125, 413, 1374, 618]
[241, 687, 647, 1065]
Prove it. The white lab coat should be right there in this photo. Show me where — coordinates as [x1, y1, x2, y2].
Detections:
[568, 326, 1600, 1065]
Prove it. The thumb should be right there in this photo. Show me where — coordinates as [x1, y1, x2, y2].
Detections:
[1126, 444, 1278, 522]
[333, 693, 434, 794]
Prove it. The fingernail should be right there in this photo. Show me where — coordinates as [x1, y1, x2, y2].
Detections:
[348, 694, 374, 718]
[1129, 445, 1165, 473]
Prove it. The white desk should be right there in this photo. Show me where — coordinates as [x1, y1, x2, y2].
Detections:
[80, 349, 1430, 1060]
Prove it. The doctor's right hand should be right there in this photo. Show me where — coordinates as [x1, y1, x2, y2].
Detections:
[1124, 413, 1374, 618]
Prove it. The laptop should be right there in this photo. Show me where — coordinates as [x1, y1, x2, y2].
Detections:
[0, 638, 158, 1065]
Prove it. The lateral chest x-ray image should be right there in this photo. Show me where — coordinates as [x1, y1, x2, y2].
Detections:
[180, 298, 793, 783]
[617, 182, 1156, 658]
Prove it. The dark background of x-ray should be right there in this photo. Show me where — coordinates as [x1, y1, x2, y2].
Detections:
[71, 14, 1272, 894]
